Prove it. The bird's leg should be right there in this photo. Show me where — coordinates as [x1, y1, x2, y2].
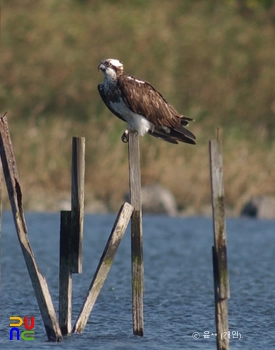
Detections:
[121, 129, 130, 143]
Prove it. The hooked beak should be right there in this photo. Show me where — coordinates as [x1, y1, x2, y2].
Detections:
[98, 63, 105, 71]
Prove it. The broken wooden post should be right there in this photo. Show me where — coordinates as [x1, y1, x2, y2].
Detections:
[209, 130, 230, 350]
[59, 211, 72, 335]
[70, 137, 85, 273]
[0, 113, 62, 342]
[59, 137, 85, 333]
[73, 202, 133, 333]
[128, 131, 144, 336]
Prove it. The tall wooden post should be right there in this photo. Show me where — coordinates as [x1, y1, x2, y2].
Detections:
[70, 137, 85, 273]
[0, 113, 62, 342]
[59, 211, 72, 335]
[209, 131, 230, 350]
[128, 131, 144, 336]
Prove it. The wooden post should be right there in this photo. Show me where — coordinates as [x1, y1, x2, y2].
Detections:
[0, 160, 2, 287]
[73, 202, 133, 333]
[70, 137, 85, 273]
[0, 113, 62, 342]
[128, 131, 144, 336]
[59, 211, 72, 335]
[209, 131, 230, 350]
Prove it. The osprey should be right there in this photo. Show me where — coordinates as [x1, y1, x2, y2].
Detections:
[98, 58, 196, 145]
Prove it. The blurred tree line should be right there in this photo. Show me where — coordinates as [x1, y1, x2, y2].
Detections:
[1, 0, 275, 141]
[1, 0, 275, 212]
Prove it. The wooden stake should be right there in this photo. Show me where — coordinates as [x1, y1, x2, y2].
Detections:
[59, 211, 72, 335]
[128, 131, 144, 336]
[0, 160, 2, 288]
[73, 202, 133, 333]
[71, 137, 85, 273]
[0, 113, 62, 342]
[209, 133, 230, 350]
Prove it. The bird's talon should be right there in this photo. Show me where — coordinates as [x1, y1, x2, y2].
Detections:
[121, 130, 129, 143]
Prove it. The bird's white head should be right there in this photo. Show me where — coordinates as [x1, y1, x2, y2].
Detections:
[98, 58, 124, 82]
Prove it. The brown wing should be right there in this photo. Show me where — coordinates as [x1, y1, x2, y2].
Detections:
[117, 75, 182, 129]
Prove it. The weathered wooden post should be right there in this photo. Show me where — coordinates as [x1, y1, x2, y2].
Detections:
[73, 202, 134, 333]
[59, 137, 85, 334]
[70, 137, 85, 273]
[59, 211, 72, 335]
[209, 130, 230, 350]
[128, 131, 144, 336]
[0, 161, 2, 287]
[0, 113, 62, 342]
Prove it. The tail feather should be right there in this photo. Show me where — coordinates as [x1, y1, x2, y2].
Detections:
[149, 125, 196, 145]
[172, 125, 196, 143]
[148, 130, 179, 144]
[180, 116, 194, 127]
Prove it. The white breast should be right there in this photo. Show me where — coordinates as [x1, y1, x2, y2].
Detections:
[110, 99, 154, 136]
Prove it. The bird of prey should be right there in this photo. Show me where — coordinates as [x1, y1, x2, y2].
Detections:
[98, 58, 196, 145]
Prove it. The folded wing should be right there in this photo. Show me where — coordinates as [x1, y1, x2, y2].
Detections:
[117, 75, 196, 144]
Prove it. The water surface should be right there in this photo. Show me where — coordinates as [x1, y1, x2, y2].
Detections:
[0, 212, 274, 349]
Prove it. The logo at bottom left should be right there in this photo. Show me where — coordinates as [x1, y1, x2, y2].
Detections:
[9, 316, 35, 341]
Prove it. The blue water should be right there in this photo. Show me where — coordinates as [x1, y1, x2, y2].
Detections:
[0, 212, 274, 349]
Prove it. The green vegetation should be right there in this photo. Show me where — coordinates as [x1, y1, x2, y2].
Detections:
[1, 0, 275, 214]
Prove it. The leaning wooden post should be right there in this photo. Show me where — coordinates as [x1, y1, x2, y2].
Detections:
[128, 131, 144, 336]
[59, 211, 72, 335]
[73, 202, 134, 333]
[0, 160, 2, 287]
[0, 113, 62, 342]
[209, 130, 230, 350]
[70, 137, 85, 273]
